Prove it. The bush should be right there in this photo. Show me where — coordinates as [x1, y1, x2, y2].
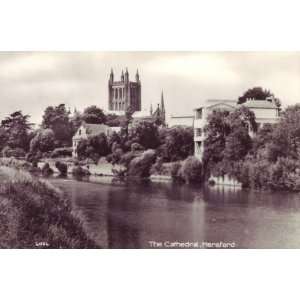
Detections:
[131, 142, 144, 152]
[0, 166, 97, 248]
[150, 157, 164, 175]
[76, 133, 109, 162]
[179, 156, 203, 184]
[170, 162, 182, 180]
[26, 150, 43, 163]
[128, 149, 157, 178]
[41, 163, 54, 176]
[72, 166, 91, 177]
[30, 129, 55, 153]
[0, 157, 31, 170]
[2, 146, 26, 158]
[120, 151, 139, 168]
[55, 161, 68, 176]
[51, 147, 73, 158]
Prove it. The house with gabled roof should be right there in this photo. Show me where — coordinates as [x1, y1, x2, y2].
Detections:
[72, 122, 121, 157]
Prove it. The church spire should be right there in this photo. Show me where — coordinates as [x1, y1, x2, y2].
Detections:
[161, 90, 165, 113]
[121, 70, 124, 81]
[150, 103, 153, 115]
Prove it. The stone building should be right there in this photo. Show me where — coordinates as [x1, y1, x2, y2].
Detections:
[169, 114, 194, 127]
[108, 68, 141, 112]
[131, 91, 166, 126]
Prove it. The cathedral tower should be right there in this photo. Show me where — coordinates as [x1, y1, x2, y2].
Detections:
[108, 68, 141, 112]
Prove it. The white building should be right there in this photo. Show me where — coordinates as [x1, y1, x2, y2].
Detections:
[169, 114, 194, 127]
[194, 98, 280, 160]
[72, 123, 121, 157]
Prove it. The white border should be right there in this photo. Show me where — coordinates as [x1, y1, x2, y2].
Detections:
[1, 0, 300, 299]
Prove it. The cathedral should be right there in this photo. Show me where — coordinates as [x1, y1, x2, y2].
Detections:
[108, 69, 166, 125]
[108, 68, 141, 112]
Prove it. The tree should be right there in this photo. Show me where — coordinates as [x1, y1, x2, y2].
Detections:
[105, 113, 122, 127]
[42, 104, 73, 146]
[70, 109, 83, 135]
[252, 123, 275, 154]
[30, 129, 55, 153]
[120, 106, 135, 138]
[228, 106, 258, 133]
[1, 111, 33, 151]
[238, 86, 281, 108]
[76, 133, 109, 162]
[82, 106, 106, 124]
[128, 149, 157, 178]
[267, 104, 300, 161]
[0, 127, 8, 152]
[107, 131, 121, 152]
[159, 126, 194, 162]
[202, 110, 231, 173]
[203, 107, 255, 178]
[128, 120, 160, 150]
[179, 156, 203, 184]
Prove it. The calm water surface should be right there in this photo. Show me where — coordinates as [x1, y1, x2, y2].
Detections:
[50, 176, 300, 249]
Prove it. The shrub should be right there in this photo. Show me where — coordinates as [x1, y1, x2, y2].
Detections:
[120, 151, 139, 168]
[41, 163, 54, 176]
[55, 161, 68, 176]
[0, 166, 97, 248]
[76, 133, 109, 162]
[150, 157, 164, 175]
[2, 146, 26, 158]
[26, 150, 43, 164]
[131, 142, 144, 152]
[128, 149, 157, 178]
[179, 156, 203, 184]
[0, 157, 31, 170]
[106, 153, 113, 163]
[30, 129, 55, 153]
[170, 162, 182, 180]
[72, 166, 91, 177]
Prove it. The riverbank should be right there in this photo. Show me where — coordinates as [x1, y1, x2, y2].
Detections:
[39, 158, 126, 176]
[0, 165, 98, 248]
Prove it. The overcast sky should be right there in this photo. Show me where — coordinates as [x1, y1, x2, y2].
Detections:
[0, 52, 299, 125]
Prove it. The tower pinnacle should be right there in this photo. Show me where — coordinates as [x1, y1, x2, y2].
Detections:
[136, 69, 140, 82]
[109, 68, 114, 83]
[125, 68, 129, 82]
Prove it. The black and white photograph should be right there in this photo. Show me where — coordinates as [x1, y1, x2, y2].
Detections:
[1, 1, 300, 299]
[0, 52, 299, 249]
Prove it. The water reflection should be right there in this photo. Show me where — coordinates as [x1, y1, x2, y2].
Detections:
[50, 177, 300, 249]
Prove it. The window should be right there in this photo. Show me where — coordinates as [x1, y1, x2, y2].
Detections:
[195, 128, 202, 136]
[115, 89, 118, 99]
[119, 88, 122, 98]
[196, 142, 202, 154]
[196, 108, 203, 119]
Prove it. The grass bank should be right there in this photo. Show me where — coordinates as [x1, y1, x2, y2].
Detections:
[0, 166, 98, 248]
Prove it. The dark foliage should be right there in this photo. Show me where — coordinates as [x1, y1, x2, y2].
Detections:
[55, 161, 68, 176]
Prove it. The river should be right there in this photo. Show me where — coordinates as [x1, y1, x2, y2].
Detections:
[50, 176, 300, 249]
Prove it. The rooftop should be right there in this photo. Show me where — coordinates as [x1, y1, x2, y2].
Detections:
[82, 123, 109, 136]
[241, 99, 278, 109]
[132, 110, 152, 118]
